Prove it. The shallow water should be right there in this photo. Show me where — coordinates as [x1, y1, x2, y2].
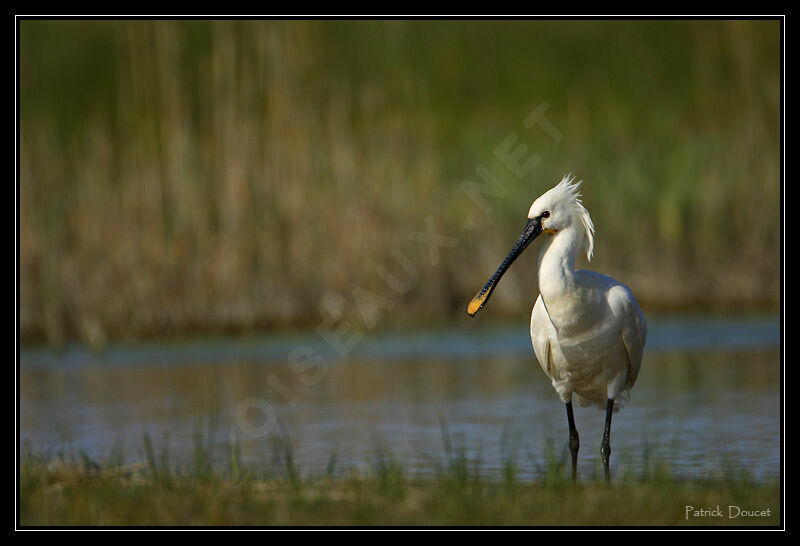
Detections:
[20, 315, 781, 481]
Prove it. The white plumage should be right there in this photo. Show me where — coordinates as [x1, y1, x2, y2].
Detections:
[528, 177, 647, 410]
[468, 175, 647, 480]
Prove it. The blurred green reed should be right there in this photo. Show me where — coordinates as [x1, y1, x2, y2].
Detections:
[19, 20, 781, 345]
[19, 429, 780, 526]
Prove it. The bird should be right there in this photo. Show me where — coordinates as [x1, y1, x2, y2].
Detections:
[467, 175, 647, 481]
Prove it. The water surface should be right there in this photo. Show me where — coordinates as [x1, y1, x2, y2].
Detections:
[20, 315, 781, 481]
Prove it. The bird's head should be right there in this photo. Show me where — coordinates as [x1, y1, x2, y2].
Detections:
[467, 175, 595, 317]
[528, 176, 595, 256]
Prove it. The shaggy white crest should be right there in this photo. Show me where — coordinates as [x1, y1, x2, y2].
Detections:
[528, 175, 595, 261]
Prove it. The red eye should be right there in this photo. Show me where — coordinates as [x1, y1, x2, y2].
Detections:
[542, 210, 550, 219]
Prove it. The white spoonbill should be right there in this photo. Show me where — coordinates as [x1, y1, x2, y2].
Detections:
[467, 176, 647, 481]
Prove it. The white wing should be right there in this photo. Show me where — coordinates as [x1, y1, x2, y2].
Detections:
[608, 283, 647, 389]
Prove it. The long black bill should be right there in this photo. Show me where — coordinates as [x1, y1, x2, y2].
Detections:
[467, 217, 542, 317]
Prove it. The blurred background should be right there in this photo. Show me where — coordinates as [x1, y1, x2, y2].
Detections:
[19, 20, 781, 489]
[20, 20, 780, 346]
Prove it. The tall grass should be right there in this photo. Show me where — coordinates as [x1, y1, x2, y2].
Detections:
[19, 434, 780, 526]
[19, 20, 781, 345]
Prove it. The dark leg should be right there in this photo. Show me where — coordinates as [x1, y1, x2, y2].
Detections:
[600, 398, 614, 481]
[565, 401, 579, 482]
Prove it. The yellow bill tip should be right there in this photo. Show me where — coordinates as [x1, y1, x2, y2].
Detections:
[467, 292, 487, 317]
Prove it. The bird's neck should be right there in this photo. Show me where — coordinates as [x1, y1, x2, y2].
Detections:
[537, 223, 584, 302]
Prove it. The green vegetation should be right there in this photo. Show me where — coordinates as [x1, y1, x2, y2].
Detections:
[19, 20, 781, 345]
[19, 444, 779, 526]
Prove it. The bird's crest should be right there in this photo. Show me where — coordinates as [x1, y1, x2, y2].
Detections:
[553, 175, 595, 261]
